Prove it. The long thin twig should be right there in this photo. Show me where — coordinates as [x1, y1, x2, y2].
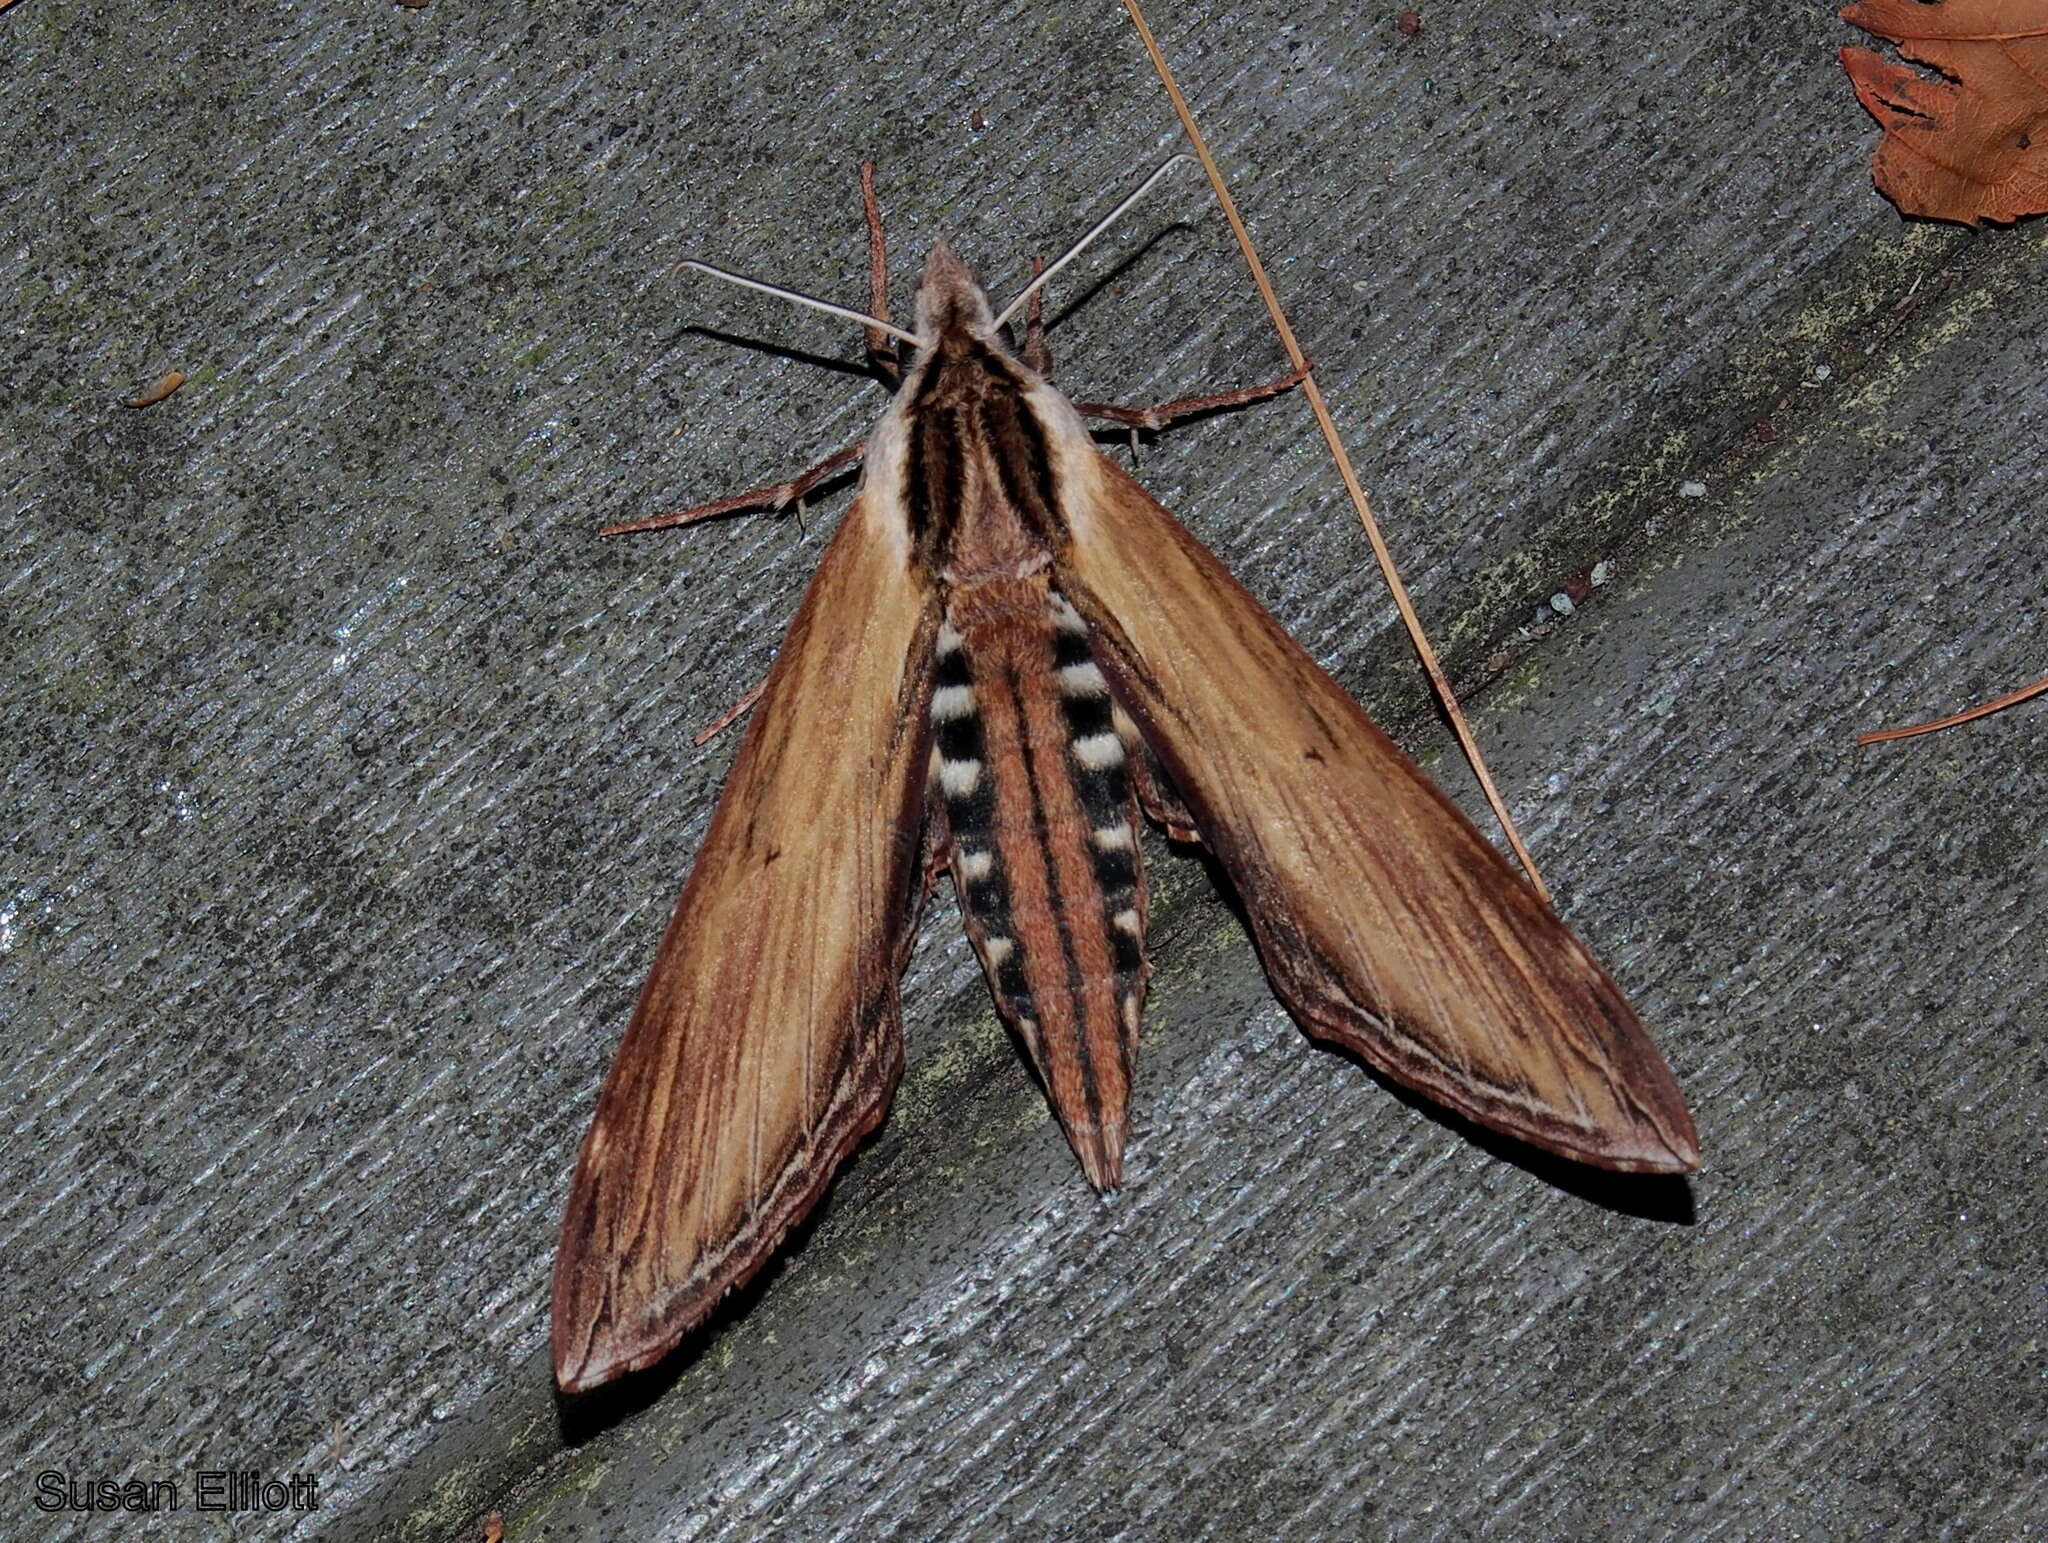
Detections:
[1858, 673, 2048, 745]
[1119, 0, 1550, 901]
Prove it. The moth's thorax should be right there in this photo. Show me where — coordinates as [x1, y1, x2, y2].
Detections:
[857, 242, 1105, 592]
[851, 242, 1100, 590]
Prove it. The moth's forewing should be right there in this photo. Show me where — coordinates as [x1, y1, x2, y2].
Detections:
[551, 489, 939, 1393]
[1058, 456, 1698, 1174]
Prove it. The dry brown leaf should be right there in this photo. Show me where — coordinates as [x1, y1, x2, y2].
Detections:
[123, 370, 186, 408]
[1840, 0, 2048, 225]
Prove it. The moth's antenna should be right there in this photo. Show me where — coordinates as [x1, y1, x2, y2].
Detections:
[991, 154, 1192, 332]
[681, 259, 926, 349]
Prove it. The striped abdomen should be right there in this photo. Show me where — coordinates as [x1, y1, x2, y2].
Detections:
[930, 577, 1149, 1189]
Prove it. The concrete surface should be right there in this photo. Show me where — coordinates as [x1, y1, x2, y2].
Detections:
[1, 1, 2041, 1539]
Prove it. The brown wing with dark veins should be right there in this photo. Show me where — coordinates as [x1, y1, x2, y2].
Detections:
[552, 492, 940, 1392]
[1059, 455, 1697, 1174]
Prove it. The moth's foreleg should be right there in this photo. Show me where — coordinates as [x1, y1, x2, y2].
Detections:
[599, 438, 869, 538]
[1072, 361, 1310, 436]
[1023, 254, 1053, 379]
[860, 162, 901, 388]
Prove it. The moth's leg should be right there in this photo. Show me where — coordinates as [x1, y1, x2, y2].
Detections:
[599, 438, 868, 536]
[1023, 255, 1053, 379]
[613, 167, 898, 744]
[919, 784, 954, 902]
[689, 678, 768, 748]
[1079, 591, 1200, 842]
[1072, 362, 1310, 435]
[861, 162, 901, 389]
[606, 433, 869, 742]
[1124, 731, 1201, 846]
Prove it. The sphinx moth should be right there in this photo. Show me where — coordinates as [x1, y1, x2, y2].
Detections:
[551, 166, 1697, 1393]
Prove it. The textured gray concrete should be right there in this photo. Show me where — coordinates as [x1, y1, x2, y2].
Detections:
[2, 2, 2042, 1540]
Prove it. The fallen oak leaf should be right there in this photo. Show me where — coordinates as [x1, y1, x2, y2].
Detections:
[1840, 0, 2048, 225]
[123, 369, 186, 408]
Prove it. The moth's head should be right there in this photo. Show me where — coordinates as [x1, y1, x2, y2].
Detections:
[912, 240, 1001, 355]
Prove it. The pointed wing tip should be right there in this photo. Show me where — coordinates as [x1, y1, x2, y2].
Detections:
[551, 1331, 614, 1396]
[1655, 1128, 1702, 1176]
[1600, 1141, 1699, 1177]
[1496, 1067, 1698, 1175]
[1638, 1074, 1701, 1175]
[550, 1309, 618, 1396]
[553, 1350, 608, 1397]
[552, 1315, 673, 1396]
[1588, 1109, 1700, 1176]
[549, 1261, 684, 1395]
